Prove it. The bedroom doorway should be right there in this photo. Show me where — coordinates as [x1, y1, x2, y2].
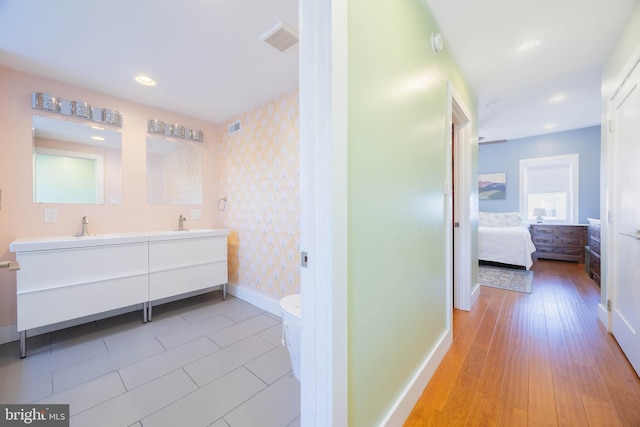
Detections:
[447, 82, 475, 317]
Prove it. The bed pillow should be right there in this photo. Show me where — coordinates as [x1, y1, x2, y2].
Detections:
[479, 211, 522, 227]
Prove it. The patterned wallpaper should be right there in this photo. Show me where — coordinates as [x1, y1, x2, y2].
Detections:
[219, 89, 300, 300]
[164, 144, 203, 205]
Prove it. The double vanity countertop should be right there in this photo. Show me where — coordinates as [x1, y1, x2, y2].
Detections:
[10, 228, 230, 252]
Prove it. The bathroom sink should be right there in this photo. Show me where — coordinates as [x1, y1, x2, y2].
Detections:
[148, 229, 228, 241]
[10, 229, 229, 251]
[10, 233, 148, 252]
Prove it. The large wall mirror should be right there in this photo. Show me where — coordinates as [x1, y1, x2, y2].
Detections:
[146, 136, 203, 205]
[32, 115, 122, 204]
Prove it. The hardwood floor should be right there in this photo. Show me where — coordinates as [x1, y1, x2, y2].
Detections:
[404, 259, 640, 426]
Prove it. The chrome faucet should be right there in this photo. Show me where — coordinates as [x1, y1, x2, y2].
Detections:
[178, 215, 187, 231]
[81, 216, 90, 236]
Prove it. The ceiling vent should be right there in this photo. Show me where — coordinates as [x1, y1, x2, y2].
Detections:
[228, 121, 241, 135]
[260, 22, 298, 53]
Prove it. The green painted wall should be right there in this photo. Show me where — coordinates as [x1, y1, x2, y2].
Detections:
[346, 1, 476, 425]
[600, 2, 640, 308]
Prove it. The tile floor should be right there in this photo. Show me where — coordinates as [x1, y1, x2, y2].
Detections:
[0, 291, 300, 427]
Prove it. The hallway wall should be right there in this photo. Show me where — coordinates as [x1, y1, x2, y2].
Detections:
[346, 0, 477, 425]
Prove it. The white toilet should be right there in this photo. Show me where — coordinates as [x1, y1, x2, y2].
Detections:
[280, 293, 301, 381]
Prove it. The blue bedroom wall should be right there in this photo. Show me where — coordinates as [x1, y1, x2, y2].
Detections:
[479, 126, 600, 224]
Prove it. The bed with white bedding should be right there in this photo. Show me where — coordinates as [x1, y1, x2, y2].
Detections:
[478, 212, 537, 270]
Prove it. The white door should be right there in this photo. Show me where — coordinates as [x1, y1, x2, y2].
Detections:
[611, 59, 640, 376]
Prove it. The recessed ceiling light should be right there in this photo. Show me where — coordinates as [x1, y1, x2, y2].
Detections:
[135, 75, 156, 86]
[91, 136, 105, 141]
[544, 124, 555, 130]
[515, 39, 542, 52]
[91, 125, 104, 130]
[549, 94, 567, 103]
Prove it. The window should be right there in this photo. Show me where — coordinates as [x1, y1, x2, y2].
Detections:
[519, 154, 579, 224]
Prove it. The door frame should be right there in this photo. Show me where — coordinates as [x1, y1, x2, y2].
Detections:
[299, 0, 348, 425]
[447, 82, 476, 313]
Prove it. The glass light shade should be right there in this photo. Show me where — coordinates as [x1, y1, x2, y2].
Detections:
[72, 101, 92, 119]
[147, 119, 165, 134]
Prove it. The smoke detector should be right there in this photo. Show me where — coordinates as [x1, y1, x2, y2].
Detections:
[431, 33, 444, 55]
[260, 22, 299, 53]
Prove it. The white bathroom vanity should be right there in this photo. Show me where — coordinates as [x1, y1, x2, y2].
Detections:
[10, 229, 229, 358]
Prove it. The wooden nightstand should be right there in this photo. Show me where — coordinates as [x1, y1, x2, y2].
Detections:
[529, 223, 588, 263]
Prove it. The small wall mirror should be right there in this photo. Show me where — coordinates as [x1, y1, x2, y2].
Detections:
[32, 115, 122, 204]
[146, 136, 203, 205]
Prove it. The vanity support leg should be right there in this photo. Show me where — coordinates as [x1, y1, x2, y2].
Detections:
[19, 331, 26, 359]
[148, 302, 153, 322]
[223, 283, 227, 300]
[143, 302, 148, 323]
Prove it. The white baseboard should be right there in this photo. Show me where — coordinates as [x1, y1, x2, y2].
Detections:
[227, 283, 283, 317]
[598, 303, 610, 332]
[470, 282, 481, 309]
[380, 328, 453, 426]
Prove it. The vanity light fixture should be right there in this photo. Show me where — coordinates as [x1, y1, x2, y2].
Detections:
[102, 109, 123, 126]
[515, 39, 542, 53]
[32, 92, 60, 113]
[72, 101, 92, 120]
[147, 119, 204, 143]
[32, 93, 123, 128]
[170, 124, 186, 139]
[135, 75, 156, 86]
[189, 129, 203, 142]
[91, 136, 105, 141]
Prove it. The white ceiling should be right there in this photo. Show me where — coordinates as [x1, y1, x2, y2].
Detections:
[425, 0, 639, 142]
[0, 0, 299, 125]
[1, 1, 637, 140]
